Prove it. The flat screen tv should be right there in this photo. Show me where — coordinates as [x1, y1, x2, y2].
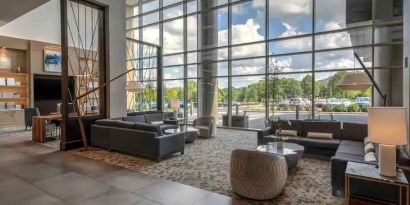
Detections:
[33, 74, 74, 114]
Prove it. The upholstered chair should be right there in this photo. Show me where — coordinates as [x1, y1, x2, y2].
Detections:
[230, 149, 288, 200]
[24, 108, 40, 130]
[193, 116, 216, 138]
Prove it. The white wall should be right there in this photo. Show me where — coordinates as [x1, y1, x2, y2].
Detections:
[0, 0, 127, 118]
[94, 0, 127, 118]
[0, 0, 61, 44]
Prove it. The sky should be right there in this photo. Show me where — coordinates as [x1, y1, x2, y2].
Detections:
[135, 0, 373, 88]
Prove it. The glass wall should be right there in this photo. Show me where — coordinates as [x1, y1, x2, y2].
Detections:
[126, 0, 403, 128]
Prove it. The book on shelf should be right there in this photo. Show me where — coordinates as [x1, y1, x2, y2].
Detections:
[6, 78, 15, 86]
[0, 78, 5, 86]
[6, 102, 15, 109]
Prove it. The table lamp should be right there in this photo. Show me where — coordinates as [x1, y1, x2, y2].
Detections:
[170, 100, 180, 120]
[368, 107, 408, 177]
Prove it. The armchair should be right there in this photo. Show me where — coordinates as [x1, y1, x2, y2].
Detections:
[24, 108, 40, 130]
[193, 116, 216, 138]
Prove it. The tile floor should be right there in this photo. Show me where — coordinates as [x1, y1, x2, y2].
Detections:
[0, 131, 250, 205]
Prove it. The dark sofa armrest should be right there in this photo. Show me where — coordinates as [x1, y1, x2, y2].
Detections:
[163, 119, 178, 125]
[257, 127, 273, 145]
[155, 133, 185, 156]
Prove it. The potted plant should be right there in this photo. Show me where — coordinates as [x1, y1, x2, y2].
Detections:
[270, 116, 291, 150]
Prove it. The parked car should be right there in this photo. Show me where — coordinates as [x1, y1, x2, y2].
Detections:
[289, 98, 305, 106]
[315, 99, 327, 108]
[356, 97, 371, 106]
[340, 98, 352, 107]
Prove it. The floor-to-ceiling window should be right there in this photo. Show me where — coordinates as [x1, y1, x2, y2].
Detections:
[126, 0, 403, 129]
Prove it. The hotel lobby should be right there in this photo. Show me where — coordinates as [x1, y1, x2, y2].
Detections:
[1, 0, 410, 204]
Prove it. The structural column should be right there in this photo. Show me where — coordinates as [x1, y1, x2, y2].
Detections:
[200, 0, 219, 118]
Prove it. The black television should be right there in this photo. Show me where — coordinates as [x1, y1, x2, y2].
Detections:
[33, 74, 74, 114]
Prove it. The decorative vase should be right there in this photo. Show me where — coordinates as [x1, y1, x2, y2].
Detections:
[276, 140, 284, 150]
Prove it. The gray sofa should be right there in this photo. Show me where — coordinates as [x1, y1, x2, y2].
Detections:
[91, 119, 184, 162]
[257, 120, 410, 202]
[126, 111, 178, 131]
[257, 120, 342, 156]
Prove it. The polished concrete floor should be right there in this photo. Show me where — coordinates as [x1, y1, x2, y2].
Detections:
[0, 131, 250, 205]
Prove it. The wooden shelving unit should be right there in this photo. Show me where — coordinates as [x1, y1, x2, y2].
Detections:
[0, 71, 29, 127]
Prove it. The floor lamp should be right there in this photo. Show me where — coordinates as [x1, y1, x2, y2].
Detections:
[337, 53, 387, 106]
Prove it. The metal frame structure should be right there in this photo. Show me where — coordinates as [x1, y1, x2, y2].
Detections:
[126, 0, 403, 128]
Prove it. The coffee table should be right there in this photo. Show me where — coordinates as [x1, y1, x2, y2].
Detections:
[257, 142, 304, 169]
[165, 126, 198, 143]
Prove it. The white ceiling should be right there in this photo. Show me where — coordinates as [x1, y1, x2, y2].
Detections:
[0, 0, 50, 27]
[126, 0, 154, 6]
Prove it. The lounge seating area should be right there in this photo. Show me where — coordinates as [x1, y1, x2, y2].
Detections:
[1, 0, 410, 204]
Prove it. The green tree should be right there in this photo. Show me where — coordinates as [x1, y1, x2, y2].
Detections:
[301, 75, 313, 99]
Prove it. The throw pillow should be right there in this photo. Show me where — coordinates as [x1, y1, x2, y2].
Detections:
[150, 121, 164, 125]
[307, 132, 333, 140]
[364, 152, 377, 162]
[364, 143, 375, 153]
[364, 137, 371, 145]
[275, 129, 298, 137]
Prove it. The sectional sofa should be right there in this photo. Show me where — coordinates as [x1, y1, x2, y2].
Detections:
[90, 114, 184, 162]
[257, 120, 409, 201]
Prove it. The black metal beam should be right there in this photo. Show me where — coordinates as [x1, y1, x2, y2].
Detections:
[354, 52, 387, 106]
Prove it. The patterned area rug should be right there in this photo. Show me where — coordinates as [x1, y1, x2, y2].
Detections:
[74, 128, 344, 205]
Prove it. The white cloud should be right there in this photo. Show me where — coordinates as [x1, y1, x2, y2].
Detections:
[254, 0, 311, 17]
[279, 23, 306, 38]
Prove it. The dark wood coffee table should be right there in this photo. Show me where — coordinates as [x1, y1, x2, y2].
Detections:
[257, 142, 304, 169]
[165, 126, 198, 143]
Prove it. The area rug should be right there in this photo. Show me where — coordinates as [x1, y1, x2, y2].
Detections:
[74, 128, 344, 205]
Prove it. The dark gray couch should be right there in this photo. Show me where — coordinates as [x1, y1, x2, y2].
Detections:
[257, 120, 410, 202]
[257, 120, 342, 156]
[91, 119, 184, 162]
[126, 111, 179, 132]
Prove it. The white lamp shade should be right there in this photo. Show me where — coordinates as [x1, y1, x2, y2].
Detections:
[170, 100, 180, 110]
[337, 72, 372, 91]
[126, 81, 144, 93]
[368, 107, 408, 145]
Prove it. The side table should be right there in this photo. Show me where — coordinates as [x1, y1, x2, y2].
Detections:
[345, 162, 409, 205]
